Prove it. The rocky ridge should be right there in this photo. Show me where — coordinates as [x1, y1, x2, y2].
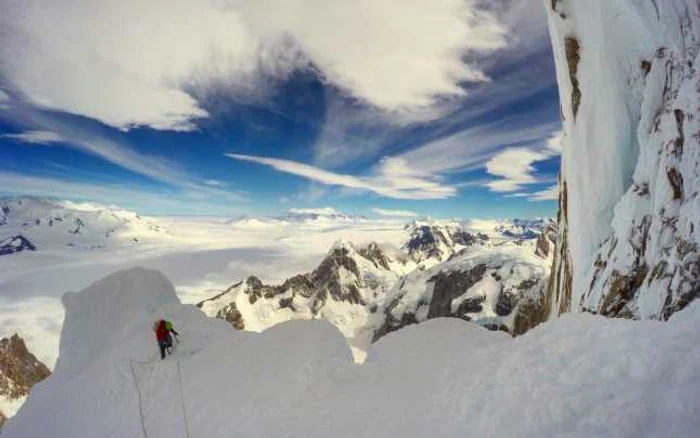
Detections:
[0, 334, 51, 428]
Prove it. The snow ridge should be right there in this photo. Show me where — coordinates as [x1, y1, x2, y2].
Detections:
[3, 267, 700, 437]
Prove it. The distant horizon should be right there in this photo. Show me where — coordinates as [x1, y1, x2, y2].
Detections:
[0, 194, 556, 221]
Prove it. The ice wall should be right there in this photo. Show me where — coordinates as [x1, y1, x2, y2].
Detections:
[546, 0, 700, 318]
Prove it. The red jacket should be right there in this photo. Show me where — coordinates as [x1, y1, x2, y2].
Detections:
[154, 320, 169, 342]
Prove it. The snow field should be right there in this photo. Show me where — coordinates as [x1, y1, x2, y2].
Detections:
[4, 267, 699, 437]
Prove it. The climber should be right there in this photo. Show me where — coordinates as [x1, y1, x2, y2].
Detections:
[165, 319, 180, 344]
[153, 319, 178, 360]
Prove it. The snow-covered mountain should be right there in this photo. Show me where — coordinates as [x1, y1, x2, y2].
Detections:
[4, 267, 699, 437]
[546, 1, 700, 320]
[0, 197, 172, 254]
[402, 220, 490, 267]
[225, 208, 367, 228]
[279, 208, 366, 223]
[198, 219, 554, 359]
[375, 244, 550, 340]
[198, 241, 414, 358]
[0, 334, 50, 429]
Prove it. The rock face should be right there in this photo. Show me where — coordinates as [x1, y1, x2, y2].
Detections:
[535, 224, 556, 259]
[372, 248, 550, 341]
[0, 334, 51, 427]
[403, 221, 489, 265]
[545, 0, 700, 320]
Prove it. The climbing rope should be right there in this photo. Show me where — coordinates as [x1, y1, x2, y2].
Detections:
[129, 358, 149, 438]
[127, 351, 191, 438]
[176, 361, 191, 438]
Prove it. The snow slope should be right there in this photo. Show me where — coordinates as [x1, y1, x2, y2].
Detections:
[4, 267, 699, 437]
[546, 1, 700, 318]
[0, 197, 172, 254]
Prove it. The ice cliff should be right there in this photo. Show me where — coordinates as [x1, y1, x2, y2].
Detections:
[546, 0, 700, 319]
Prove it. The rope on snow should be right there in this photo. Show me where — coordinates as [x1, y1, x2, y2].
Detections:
[129, 358, 149, 438]
[128, 354, 191, 438]
[176, 361, 191, 438]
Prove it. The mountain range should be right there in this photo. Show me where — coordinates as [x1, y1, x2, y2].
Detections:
[198, 218, 556, 359]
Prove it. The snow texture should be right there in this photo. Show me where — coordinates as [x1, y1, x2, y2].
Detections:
[3, 267, 700, 437]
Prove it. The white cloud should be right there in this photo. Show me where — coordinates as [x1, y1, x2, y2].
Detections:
[204, 180, 226, 187]
[528, 185, 559, 201]
[226, 154, 456, 200]
[371, 208, 418, 218]
[484, 147, 548, 192]
[0, 171, 246, 214]
[483, 129, 563, 193]
[2, 130, 63, 145]
[0, 89, 10, 109]
[1, 107, 247, 202]
[546, 130, 564, 153]
[397, 118, 561, 176]
[505, 192, 530, 198]
[0, 0, 507, 131]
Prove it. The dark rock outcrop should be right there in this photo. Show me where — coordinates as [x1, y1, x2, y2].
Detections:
[427, 265, 488, 319]
[535, 224, 557, 259]
[0, 235, 36, 256]
[404, 223, 488, 262]
[0, 334, 51, 427]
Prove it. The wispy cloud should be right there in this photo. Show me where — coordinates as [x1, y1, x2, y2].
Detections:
[2, 106, 247, 202]
[371, 208, 418, 218]
[1, 0, 507, 131]
[0, 171, 245, 215]
[483, 130, 562, 193]
[528, 185, 559, 201]
[226, 154, 456, 200]
[397, 118, 561, 176]
[0, 89, 10, 109]
[2, 130, 63, 145]
[484, 147, 549, 192]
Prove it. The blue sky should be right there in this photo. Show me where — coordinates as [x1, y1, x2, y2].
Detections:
[0, 0, 561, 219]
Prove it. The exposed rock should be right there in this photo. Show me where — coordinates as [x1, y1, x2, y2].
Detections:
[0, 334, 51, 427]
[0, 235, 36, 256]
[565, 36, 582, 118]
[427, 265, 488, 319]
[216, 302, 245, 330]
[456, 296, 485, 315]
[404, 222, 488, 263]
[535, 224, 556, 259]
[312, 247, 364, 306]
[357, 243, 391, 270]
